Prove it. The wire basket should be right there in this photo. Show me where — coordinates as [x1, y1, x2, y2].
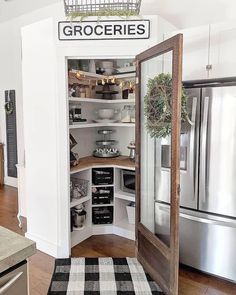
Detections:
[64, 0, 142, 17]
[71, 177, 89, 199]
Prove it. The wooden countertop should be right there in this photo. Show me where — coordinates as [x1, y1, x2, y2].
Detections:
[0, 226, 36, 273]
[70, 156, 135, 173]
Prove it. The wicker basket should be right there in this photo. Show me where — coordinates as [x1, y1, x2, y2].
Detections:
[126, 205, 135, 225]
[64, 0, 141, 16]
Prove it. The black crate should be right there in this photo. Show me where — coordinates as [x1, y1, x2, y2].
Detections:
[92, 206, 113, 225]
[92, 186, 113, 205]
[92, 168, 113, 185]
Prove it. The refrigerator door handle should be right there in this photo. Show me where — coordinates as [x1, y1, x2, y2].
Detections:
[189, 97, 198, 201]
[179, 212, 236, 228]
[158, 204, 236, 228]
[200, 97, 209, 204]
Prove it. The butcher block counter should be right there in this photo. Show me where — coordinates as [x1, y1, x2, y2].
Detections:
[70, 155, 135, 174]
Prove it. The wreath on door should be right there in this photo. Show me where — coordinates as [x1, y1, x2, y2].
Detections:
[144, 73, 192, 138]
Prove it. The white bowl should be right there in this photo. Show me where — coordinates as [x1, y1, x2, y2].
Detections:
[97, 109, 115, 119]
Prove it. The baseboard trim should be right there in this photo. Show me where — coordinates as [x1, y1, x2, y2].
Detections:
[4, 176, 18, 188]
[25, 232, 58, 257]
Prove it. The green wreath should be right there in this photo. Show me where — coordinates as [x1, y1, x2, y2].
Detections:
[144, 73, 192, 138]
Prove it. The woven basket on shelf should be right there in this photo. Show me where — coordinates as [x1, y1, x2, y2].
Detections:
[64, 0, 142, 17]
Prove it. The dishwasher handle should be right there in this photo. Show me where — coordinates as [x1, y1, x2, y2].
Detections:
[0, 272, 23, 295]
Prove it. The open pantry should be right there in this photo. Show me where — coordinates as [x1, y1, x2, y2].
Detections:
[68, 58, 136, 251]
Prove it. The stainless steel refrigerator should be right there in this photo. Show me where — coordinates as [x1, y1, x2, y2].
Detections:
[154, 82, 236, 282]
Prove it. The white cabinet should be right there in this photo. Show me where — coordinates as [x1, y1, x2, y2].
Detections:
[165, 25, 209, 81]
[181, 25, 209, 81]
[209, 22, 236, 79]
[168, 21, 236, 81]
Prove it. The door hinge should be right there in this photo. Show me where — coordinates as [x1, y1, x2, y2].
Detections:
[206, 64, 212, 71]
[178, 184, 181, 195]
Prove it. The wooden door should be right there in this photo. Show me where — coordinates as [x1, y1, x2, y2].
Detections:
[135, 34, 183, 295]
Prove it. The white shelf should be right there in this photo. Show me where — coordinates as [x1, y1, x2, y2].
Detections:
[70, 196, 90, 208]
[115, 72, 136, 79]
[70, 69, 104, 79]
[92, 203, 114, 207]
[92, 223, 113, 227]
[70, 69, 135, 80]
[69, 97, 135, 104]
[115, 191, 135, 202]
[91, 184, 114, 188]
[69, 122, 135, 129]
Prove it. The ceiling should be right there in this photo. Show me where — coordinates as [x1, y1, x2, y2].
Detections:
[0, 0, 236, 28]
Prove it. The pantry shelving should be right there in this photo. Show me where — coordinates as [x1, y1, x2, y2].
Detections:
[69, 97, 135, 104]
[69, 69, 135, 81]
[70, 195, 91, 208]
[115, 190, 135, 202]
[68, 58, 136, 251]
[91, 203, 114, 207]
[69, 122, 135, 129]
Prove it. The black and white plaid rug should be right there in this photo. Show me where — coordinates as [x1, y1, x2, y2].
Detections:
[48, 257, 163, 294]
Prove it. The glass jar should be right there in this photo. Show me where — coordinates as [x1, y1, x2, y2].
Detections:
[130, 105, 135, 123]
[79, 87, 86, 98]
[121, 105, 131, 123]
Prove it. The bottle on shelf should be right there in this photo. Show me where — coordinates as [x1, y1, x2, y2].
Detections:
[121, 105, 132, 123]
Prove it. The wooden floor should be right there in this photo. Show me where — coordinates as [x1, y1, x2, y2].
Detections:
[0, 186, 236, 294]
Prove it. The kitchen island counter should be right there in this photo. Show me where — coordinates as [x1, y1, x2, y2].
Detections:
[0, 226, 36, 273]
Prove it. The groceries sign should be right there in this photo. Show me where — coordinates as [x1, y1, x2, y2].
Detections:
[58, 20, 150, 41]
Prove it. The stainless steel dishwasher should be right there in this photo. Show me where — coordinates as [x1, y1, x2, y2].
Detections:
[0, 261, 28, 295]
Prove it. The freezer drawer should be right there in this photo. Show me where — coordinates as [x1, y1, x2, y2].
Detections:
[155, 203, 236, 281]
[0, 261, 28, 295]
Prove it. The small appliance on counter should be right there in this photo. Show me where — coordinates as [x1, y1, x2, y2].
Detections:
[120, 169, 135, 195]
[71, 204, 87, 229]
[93, 129, 120, 158]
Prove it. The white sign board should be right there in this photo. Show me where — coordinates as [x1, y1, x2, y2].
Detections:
[58, 20, 150, 41]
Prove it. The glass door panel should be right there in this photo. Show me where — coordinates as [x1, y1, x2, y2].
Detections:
[140, 52, 173, 247]
[136, 34, 183, 295]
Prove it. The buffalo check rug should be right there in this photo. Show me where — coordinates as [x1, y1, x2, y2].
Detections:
[48, 257, 164, 294]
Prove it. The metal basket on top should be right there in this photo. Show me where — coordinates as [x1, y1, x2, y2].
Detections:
[64, 0, 142, 17]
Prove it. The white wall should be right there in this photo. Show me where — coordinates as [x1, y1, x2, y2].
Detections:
[0, 0, 177, 257]
[0, 2, 65, 188]
[21, 13, 177, 257]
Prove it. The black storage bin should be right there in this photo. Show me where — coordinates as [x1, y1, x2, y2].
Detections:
[92, 168, 113, 185]
[92, 206, 113, 224]
[92, 186, 113, 205]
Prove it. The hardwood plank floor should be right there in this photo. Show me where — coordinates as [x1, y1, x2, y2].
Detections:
[0, 186, 236, 294]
